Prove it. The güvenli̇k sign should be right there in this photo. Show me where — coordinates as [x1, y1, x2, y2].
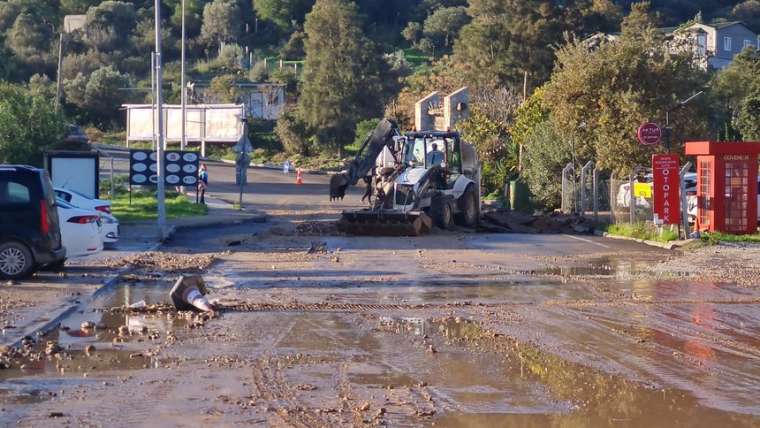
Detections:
[652, 154, 680, 225]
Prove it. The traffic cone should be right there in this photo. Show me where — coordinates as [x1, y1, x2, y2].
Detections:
[296, 168, 303, 185]
[170, 275, 214, 312]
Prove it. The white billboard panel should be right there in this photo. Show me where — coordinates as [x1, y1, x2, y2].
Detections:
[125, 104, 244, 143]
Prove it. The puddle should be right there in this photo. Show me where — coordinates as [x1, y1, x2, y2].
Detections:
[378, 316, 760, 427]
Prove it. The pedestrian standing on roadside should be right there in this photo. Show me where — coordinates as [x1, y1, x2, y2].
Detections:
[198, 163, 208, 204]
[283, 159, 290, 174]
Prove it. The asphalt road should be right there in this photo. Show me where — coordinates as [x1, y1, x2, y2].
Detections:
[98, 145, 364, 217]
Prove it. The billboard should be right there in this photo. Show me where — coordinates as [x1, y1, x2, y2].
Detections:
[124, 104, 245, 143]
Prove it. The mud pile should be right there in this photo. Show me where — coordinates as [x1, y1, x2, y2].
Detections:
[479, 209, 597, 234]
[103, 252, 216, 273]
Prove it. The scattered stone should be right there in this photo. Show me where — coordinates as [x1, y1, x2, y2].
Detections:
[359, 402, 370, 412]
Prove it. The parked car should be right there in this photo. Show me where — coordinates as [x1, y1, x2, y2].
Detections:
[616, 172, 696, 209]
[688, 175, 760, 224]
[55, 198, 103, 258]
[99, 211, 120, 244]
[55, 186, 118, 244]
[0, 165, 66, 279]
[54, 187, 111, 213]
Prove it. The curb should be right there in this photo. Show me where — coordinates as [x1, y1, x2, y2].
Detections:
[600, 232, 695, 250]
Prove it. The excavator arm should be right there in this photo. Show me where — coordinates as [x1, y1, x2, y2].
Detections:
[329, 118, 401, 201]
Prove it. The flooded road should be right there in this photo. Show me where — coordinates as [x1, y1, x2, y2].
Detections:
[2, 230, 760, 426]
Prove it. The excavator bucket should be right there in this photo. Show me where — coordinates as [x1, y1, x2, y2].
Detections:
[338, 210, 432, 236]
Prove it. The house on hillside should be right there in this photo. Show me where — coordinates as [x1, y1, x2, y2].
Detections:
[668, 21, 759, 69]
[585, 20, 758, 70]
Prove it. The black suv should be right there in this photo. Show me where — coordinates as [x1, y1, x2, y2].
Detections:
[0, 165, 66, 279]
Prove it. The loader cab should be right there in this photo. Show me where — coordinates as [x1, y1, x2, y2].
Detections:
[404, 132, 463, 189]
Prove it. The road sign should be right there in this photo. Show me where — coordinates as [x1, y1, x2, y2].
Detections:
[129, 149, 199, 186]
[652, 154, 680, 225]
[637, 123, 662, 146]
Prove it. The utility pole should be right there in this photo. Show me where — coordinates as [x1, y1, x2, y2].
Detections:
[55, 33, 64, 111]
[180, 0, 187, 154]
[154, 0, 167, 239]
[180, 0, 187, 194]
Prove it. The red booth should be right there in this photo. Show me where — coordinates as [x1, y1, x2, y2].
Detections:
[685, 141, 760, 234]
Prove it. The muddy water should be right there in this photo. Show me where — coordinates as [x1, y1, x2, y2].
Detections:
[389, 317, 759, 427]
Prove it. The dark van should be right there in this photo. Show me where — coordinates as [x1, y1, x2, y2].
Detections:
[0, 165, 66, 279]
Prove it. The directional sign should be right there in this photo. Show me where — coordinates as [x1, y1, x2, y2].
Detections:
[637, 123, 662, 146]
[129, 149, 199, 186]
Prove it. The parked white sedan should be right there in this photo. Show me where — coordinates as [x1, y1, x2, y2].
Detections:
[99, 211, 120, 244]
[55, 198, 103, 257]
[55, 187, 118, 244]
[55, 187, 111, 213]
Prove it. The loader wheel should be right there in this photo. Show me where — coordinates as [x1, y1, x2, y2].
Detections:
[431, 196, 453, 230]
[455, 186, 479, 227]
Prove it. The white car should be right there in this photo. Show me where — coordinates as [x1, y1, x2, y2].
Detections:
[55, 187, 118, 244]
[55, 198, 103, 257]
[55, 187, 111, 214]
[99, 211, 120, 244]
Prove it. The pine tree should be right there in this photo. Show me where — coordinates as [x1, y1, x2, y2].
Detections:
[298, 0, 387, 154]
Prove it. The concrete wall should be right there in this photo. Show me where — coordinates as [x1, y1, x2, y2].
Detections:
[444, 87, 469, 131]
[415, 91, 441, 132]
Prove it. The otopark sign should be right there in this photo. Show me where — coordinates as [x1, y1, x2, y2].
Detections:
[637, 123, 662, 146]
[652, 154, 680, 225]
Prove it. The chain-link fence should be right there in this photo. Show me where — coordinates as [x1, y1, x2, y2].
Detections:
[608, 167, 655, 224]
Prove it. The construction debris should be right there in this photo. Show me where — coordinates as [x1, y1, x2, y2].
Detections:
[478, 210, 597, 235]
[170, 275, 215, 313]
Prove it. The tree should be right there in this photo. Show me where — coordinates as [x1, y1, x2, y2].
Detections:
[522, 121, 574, 209]
[60, 0, 101, 14]
[298, 0, 388, 153]
[0, 83, 67, 166]
[253, 0, 314, 30]
[275, 109, 310, 155]
[713, 48, 760, 139]
[543, 2, 712, 174]
[733, 0, 760, 32]
[737, 84, 760, 139]
[6, 12, 52, 58]
[208, 74, 242, 102]
[201, 0, 244, 47]
[168, 0, 206, 37]
[422, 6, 469, 53]
[452, 0, 621, 87]
[84, 1, 137, 52]
[64, 66, 128, 126]
[402, 21, 422, 45]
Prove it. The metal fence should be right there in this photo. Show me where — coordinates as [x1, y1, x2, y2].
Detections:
[560, 162, 611, 222]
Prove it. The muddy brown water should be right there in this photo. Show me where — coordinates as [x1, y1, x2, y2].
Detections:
[3, 265, 760, 426]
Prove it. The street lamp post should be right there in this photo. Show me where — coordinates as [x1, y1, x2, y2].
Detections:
[181, 0, 187, 153]
[154, 0, 167, 238]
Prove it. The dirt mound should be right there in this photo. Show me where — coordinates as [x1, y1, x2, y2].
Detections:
[104, 252, 217, 273]
[479, 209, 597, 234]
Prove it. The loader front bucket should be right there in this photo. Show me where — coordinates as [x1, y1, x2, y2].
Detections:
[338, 210, 432, 236]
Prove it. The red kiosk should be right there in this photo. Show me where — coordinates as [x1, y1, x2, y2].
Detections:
[685, 141, 760, 234]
